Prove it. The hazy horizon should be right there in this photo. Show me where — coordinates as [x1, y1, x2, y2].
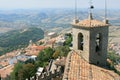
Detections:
[0, 0, 119, 10]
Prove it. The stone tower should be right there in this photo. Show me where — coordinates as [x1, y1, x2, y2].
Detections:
[72, 13, 109, 66]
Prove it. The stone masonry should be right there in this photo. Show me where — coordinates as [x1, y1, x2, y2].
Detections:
[72, 14, 109, 66]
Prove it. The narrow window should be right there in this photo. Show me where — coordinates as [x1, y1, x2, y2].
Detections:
[97, 61, 99, 65]
[78, 33, 84, 50]
[96, 33, 101, 52]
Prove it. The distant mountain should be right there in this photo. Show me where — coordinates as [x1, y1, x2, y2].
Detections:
[0, 9, 120, 33]
[0, 9, 119, 55]
[0, 27, 44, 55]
[0, 12, 48, 22]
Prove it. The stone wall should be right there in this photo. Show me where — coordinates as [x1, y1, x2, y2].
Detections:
[72, 26, 109, 66]
[29, 66, 62, 80]
[62, 51, 73, 80]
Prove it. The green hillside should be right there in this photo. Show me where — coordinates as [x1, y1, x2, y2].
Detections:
[0, 27, 44, 55]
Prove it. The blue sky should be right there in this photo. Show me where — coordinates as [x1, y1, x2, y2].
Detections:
[0, 0, 119, 9]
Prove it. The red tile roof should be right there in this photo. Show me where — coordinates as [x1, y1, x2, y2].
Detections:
[63, 51, 120, 80]
[0, 65, 14, 79]
[27, 45, 46, 50]
[33, 46, 46, 51]
[0, 60, 9, 67]
[25, 45, 46, 56]
[72, 19, 109, 28]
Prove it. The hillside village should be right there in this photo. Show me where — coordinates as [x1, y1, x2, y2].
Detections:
[0, 26, 120, 80]
[0, 31, 70, 80]
[0, 2, 120, 80]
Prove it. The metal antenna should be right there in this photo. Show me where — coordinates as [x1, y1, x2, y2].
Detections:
[88, 0, 94, 20]
[73, 0, 79, 23]
[75, 0, 77, 19]
[105, 0, 107, 20]
[104, 0, 109, 24]
[89, 0, 92, 14]
[89, 0, 94, 27]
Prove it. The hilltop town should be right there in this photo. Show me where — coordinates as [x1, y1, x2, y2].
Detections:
[0, 24, 120, 80]
[0, 31, 71, 79]
[0, 6, 120, 80]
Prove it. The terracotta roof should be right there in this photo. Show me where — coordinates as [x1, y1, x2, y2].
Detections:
[47, 40, 56, 45]
[25, 50, 39, 56]
[34, 46, 45, 51]
[18, 58, 27, 62]
[72, 19, 109, 28]
[25, 45, 46, 56]
[63, 51, 120, 80]
[0, 60, 9, 67]
[0, 65, 14, 78]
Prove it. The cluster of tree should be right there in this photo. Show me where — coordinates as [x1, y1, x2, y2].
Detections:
[10, 63, 37, 80]
[63, 33, 72, 46]
[36, 46, 70, 67]
[36, 47, 54, 67]
[107, 51, 120, 75]
[10, 46, 70, 80]
[0, 27, 44, 55]
[53, 46, 70, 59]
[107, 51, 120, 65]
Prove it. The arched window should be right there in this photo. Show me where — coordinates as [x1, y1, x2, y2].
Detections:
[96, 33, 101, 52]
[78, 33, 84, 50]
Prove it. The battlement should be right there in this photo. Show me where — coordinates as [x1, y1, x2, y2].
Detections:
[28, 66, 62, 80]
[62, 51, 73, 80]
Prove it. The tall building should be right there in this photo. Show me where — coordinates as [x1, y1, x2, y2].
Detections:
[72, 13, 109, 66]
[63, 2, 120, 80]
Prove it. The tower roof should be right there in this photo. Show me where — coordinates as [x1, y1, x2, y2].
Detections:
[72, 12, 109, 28]
[72, 19, 109, 28]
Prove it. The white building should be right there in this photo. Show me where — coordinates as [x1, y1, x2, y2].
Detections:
[47, 32, 57, 39]
[36, 67, 44, 76]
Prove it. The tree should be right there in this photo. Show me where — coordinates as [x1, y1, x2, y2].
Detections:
[10, 62, 23, 80]
[64, 33, 72, 46]
[107, 51, 120, 75]
[18, 63, 36, 80]
[37, 47, 54, 67]
[53, 50, 60, 59]
[53, 46, 70, 59]
[37, 51, 45, 62]
[0, 27, 44, 55]
[25, 58, 35, 64]
[107, 51, 120, 64]
[43, 47, 54, 60]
